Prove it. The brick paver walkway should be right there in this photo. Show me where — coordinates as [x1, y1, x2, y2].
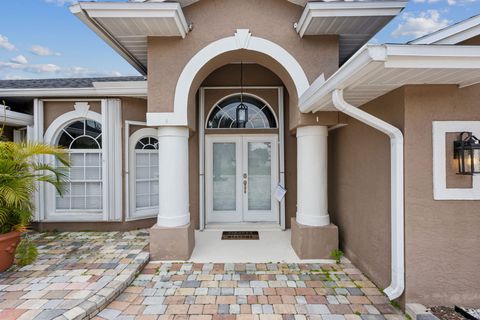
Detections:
[0, 230, 149, 320]
[95, 262, 404, 320]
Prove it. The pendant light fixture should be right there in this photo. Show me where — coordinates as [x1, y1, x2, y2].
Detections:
[235, 61, 248, 128]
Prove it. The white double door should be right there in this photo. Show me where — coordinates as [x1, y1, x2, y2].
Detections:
[206, 134, 279, 223]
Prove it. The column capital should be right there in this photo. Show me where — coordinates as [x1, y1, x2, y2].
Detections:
[296, 125, 328, 138]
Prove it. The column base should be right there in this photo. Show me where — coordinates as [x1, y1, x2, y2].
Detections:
[291, 218, 338, 259]
[149, 223, 194, 260]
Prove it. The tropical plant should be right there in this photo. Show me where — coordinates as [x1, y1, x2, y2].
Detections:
[0, 127, 69, 265]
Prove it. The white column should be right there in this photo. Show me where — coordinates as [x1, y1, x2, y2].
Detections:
[296, 125, 330, 227]
[157, 126, 190, 227]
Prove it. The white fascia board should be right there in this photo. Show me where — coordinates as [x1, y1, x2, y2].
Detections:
[0, 105, 34, 126]
[0, 86, 148, 98]
[296, 1, 407, 37]
[77, 2, 189, 37]
[410, 15, 480, 45]
[299, 45, 387, 113]
[70, 4, 147, 75]
[300, 44, 480, 113]
[92, 81, 147, 89]
[384, 45, 480, 68]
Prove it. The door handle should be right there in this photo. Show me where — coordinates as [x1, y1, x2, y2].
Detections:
[243, 174, 248, 194]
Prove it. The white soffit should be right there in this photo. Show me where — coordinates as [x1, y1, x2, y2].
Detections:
[296, 1, 407, 63]
[137, 0, 306, 7]
[410, 14, 480, 45]
[299, 44, 480, 113]
[70, 2, 189, 75]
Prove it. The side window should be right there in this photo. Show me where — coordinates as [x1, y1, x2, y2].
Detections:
[56, 120, 103, 212]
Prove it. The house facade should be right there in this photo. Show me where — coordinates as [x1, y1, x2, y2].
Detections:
[1, 0, 479, 309]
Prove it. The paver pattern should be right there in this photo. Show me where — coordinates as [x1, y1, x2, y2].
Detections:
[95, 261, 404, 320]
[0, 230, 149, 320]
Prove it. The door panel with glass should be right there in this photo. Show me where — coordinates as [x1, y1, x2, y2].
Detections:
[205, 135, 278, 224]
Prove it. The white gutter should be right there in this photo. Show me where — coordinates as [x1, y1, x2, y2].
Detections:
[0, 82, 147, 98]
[332, 89, 404, 300]
[0, 104, 34, 126]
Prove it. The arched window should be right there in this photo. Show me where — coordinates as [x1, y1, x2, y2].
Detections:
[207, 95, 277, 129]
[128, 128, 159, 219]
[134, 136, 159, 211]
[56, 120, 103, 212]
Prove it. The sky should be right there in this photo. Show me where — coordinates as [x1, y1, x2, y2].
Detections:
[0, 0, 478, 80]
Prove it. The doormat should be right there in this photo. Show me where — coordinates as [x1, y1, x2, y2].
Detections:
[221, 231, 259, 240]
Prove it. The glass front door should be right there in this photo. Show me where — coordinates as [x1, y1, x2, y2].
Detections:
[205, 134, 279, 224]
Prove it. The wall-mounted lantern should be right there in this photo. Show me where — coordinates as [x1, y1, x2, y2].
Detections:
[454, 132, 480, 175]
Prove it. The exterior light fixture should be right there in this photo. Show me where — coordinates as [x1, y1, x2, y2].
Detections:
[454, 132, 480, 175]
[235, 62, 248, 128]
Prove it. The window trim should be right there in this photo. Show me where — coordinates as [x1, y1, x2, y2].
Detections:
[205, 93, 278, 129]
[39, 99, 124, 222]
[127, 128, 159, 220]
[43, 103, 106, 221]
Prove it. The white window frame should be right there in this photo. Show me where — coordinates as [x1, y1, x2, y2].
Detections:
[55, 122, 103, 213]
[43, 100, 122, 221]
[128, 128, 159, 220]
[433, 121, 480, 200]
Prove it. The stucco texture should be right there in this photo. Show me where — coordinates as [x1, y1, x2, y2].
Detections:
[328, 88, 405, 294]
[329, 84, 480, 308]
[147, 0, 339, 130]
[403, 84, 480, 307]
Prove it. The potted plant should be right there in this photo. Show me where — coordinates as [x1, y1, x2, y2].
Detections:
[0, 129, 69, 272]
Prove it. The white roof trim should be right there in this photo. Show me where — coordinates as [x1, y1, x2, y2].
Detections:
[296, 1, 407, 37]
[299, 44, 480, 113]
[0, 81, 147, 98]
[410, 15, 480, 45]
[0, 105, 34, 126]
[70, 2, 189, 75]
[296, 1, 407, 63]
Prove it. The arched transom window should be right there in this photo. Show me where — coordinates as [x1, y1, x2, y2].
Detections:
[134, 136, 159, 211]
[207, 95, 277, 129]
[56, 119, 103, 212]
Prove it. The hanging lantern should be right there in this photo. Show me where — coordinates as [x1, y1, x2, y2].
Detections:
[235, 61, 248, 128]
[236, 102, 248, 128]
[454, 132, 480, 175]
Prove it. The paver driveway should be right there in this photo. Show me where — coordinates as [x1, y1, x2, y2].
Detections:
[96, 261, 404, 320]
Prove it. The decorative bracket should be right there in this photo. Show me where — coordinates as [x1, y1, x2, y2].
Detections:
[235, 29, 252, 49]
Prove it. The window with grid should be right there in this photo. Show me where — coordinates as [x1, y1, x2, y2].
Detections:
[135, 137, 159, 210]
[56, 120, 103, 212]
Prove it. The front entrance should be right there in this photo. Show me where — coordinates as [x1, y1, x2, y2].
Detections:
[206, 134, 279, 224]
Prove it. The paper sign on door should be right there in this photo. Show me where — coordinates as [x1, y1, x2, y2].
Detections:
[275, 184, 287, 202]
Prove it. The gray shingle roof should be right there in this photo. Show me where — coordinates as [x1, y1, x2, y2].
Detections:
[0, 76, 146, 89]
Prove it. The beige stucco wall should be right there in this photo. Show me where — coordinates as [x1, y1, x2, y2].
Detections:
[328, 88, 405, 293]
[147, 0, 339, 130]
[403, 84, 480, 307]
[329, 84, 480, 307]
[460, 35, 480, 45]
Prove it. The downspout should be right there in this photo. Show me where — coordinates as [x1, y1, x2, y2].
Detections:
[332, 89, 405, 300]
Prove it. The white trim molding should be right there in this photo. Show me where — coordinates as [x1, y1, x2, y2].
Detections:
[102, 99, 123, 221]
[32, 99, 44, 222]
[432, 121, 480, 200]
[127, 127, 159, 220]
[410, 14, 480, 45]
[0, 81, 147, 98]
[147, 29, 310, 127]
[0, 105, 33, 126]
[42, 100, 123, 222]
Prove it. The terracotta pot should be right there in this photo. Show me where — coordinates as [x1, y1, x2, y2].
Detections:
[0, 231, 21, 272]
